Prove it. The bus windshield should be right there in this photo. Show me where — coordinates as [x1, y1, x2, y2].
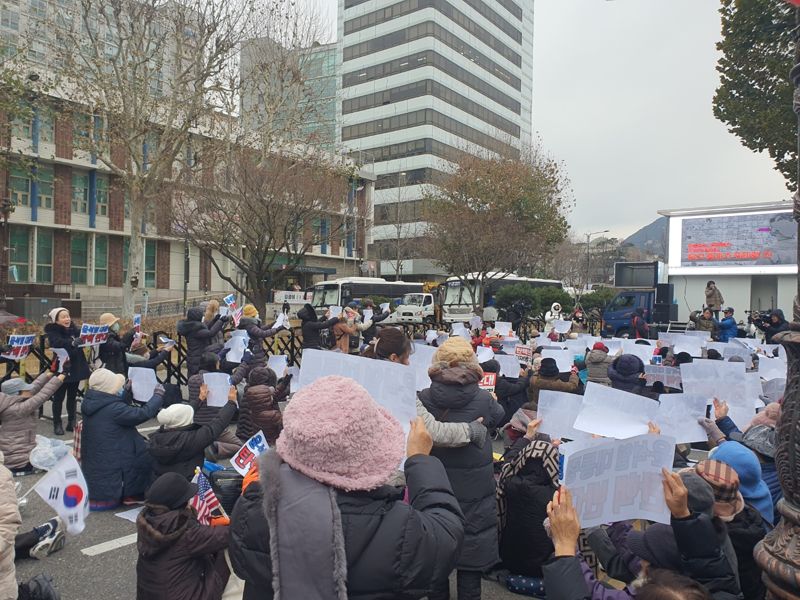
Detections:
[311, 284, 340, 307]
[443, 281, 477, 305]
[401, 293, 425, 306]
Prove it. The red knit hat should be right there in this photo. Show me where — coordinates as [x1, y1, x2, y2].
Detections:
[592, 342, 609, 353]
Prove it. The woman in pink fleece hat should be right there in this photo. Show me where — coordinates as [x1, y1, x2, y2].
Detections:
[228, 375, 466, 600]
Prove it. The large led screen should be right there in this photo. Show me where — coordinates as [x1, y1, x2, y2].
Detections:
[680, 212, 796, 267]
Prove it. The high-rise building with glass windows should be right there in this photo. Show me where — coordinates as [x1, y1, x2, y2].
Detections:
[338, 0, 534, 280]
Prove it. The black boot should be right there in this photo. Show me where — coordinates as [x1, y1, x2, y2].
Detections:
[66, 419, 75, 432]
[53, 420, 64, 436]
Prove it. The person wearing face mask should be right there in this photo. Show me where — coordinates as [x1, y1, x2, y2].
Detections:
[80, 368, 165, 511]
[44, 307, 91, 436]
[362, 327, 488, 449]
[98, 312, 137, 376]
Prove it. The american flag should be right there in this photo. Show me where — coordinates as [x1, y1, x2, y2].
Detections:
[190, 471, 221, 525]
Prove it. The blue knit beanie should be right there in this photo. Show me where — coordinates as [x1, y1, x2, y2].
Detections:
[711, 441, 774, 525]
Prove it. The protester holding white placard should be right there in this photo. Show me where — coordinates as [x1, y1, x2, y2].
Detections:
[361, 328, 486, 448]
[297, 303, 342, 350]
[479, 359, 533, 426]
[608, 354, 657, 399]
[418, 337, 505, 597]
[573, 382, 659, 439]
[177, 305, 230, 376]
[236, 304, 288, 367]
[528, 357, 579, 410]
[148, 384, 237, 480]
[236, 366, 291, 444]
[535, 391, 591, 442]
[585, 341, 614, 386]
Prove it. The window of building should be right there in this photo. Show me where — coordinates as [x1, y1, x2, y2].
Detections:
[27, 39, 46, 63]
[72, 172, 89, 213]
[10, 103, 30, 139]
[71, 232, 88, 284]
[29, 0, 47, 19]
[1, 8, 19, 31]
[96, 174, 109, 216]
[73, 113, 90, 145]
[36, 228, 52, 283]
[9, 166, 30, 206]
[94, 234, 108, 285]
[0, 31, 18, 59]
[9, 225, 28, 282]
[37, 164, 53, 209]
[38, 109, 54, 143]
[144, 239, 156, 288]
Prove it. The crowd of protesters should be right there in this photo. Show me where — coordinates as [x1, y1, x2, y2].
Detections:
[0, 296, 790, 600]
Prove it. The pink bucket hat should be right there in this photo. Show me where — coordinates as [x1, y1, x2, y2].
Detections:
[275, 375, 405, 492]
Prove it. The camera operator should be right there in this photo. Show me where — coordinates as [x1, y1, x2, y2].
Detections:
[750, 309, 789, 344]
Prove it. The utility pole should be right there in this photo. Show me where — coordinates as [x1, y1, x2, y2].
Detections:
[183, 237, 189, 309]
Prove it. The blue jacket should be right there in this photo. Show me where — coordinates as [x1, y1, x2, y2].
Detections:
[718, 317, 738, 343]
[81, 388, 164, 502]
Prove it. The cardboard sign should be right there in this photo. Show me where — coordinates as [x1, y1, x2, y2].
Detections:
[573, 382, 659, 439]
[1, 334, 36, 361]
[231, 431, 269, 476]
[515, 344, 533, 365]
[561, 434, 675, 528]
[79, 324, 109, 347]
[537, 391, 591, 441]
[478, 372, 497, 392]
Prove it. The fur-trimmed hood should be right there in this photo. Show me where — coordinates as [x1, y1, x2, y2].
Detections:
[136, 505, 194, 558]
[427, 362, 483, 385]
[424, 362, 487, 412]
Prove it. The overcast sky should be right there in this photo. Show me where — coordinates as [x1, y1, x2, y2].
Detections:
[311, 0, 790, 240]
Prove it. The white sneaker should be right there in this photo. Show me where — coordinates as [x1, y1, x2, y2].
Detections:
[30, 518, 66, 560]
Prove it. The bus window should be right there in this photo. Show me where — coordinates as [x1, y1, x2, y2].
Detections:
[312, 284, 340, 307]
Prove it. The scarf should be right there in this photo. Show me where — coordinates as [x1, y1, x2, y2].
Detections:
[261, 451, 348, 600]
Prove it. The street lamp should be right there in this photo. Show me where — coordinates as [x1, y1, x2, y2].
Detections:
[584, 230, 609, 297]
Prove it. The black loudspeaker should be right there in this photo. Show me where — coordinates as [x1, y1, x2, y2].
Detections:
[653, 303, 678, 323]
[656, 283, 674, 304]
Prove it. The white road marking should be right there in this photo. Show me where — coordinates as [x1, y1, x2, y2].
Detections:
[64, 425, 160, 446]
[81, 533, 138, 556]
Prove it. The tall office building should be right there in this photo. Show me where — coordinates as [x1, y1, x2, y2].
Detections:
[338, 0, 534, 281]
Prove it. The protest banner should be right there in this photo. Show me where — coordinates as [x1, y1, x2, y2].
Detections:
[0, 334, 35, 361]
[478, 372, 497, 392]
[514, 345, 532, 365]
[79, 324, 109, 347]
[541, 349, 574, 373]
[745, 372, 763, 408]
[133, 314, 141, 334]
[495, 354, 522, 377]
[561, 434, 675, 528]
[298, 351, 417, 454]
[203, 373, 232, 407]
[128, 367, 159, 403]
[223, 293, 237, 309]
[52, 348, 69, 373]
[267, 354, 288, 376]
[288, 366, 300, 394]
[644, 365, 682, 389]
[573, 382, 659, 439]
[684, 330, 711, 342]
[654, 394, 709, 443]
[672, 336, 703, 357]
[494, 321, 512, 336]
[231, 431, 269, 476]
[500, 337, 521, 355]
[603, 340, 622, 356]
[553, 319, 572, 334]
[380, 303, 390, 312]
[537, 391, 591, 441]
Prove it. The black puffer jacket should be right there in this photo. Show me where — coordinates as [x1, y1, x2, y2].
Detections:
[297, 304, 339, 350]
[176, 308, 226, 376]
[188, 364, 249, 426]
[99, 329, 136, 375]
[44, 322, 91, 383]
[498, 438, 555, 577]
[148, 403, 237, 480]
[229, 454, 465, 600]
[756, 309, 790, 344]
[361, 310, 390, 344]
[136, 505, 229, 600]
[608, 355, 658, 400]
[419, 362, 505, 571]
[726, 505, 767, 600]
[236, 318, 284, 366]
[480, 360, 530, 427]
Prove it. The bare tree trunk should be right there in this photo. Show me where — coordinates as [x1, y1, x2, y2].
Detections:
[123, 189, 145, 318]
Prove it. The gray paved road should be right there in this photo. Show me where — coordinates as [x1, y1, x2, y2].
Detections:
[13, 414, 520, 600]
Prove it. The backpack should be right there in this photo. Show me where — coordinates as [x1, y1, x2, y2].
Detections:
[318, 327, 335, 350]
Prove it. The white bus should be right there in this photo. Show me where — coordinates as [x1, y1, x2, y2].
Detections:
[440, 273, 563, 323]
[310, 277, 423, 315]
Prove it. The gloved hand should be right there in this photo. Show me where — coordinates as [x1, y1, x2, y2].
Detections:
[220, 314, 232, 323]
[697, 417, 726, 445]
[70, 337, 81, 348]
[468, 419, 488, 448]
[152, 383, 165, 397]
[242, 350, 254, 364]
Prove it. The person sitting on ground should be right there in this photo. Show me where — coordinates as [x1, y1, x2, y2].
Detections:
[176, 307, 229, 376]
[585, 342, 615, 386]
[136, 472, 230, 600]
[528, 358, 579, 411]
[148, 384, 238, 480]
[235, 367, 290, 445]
[236, 305, 287, 368]
[81, 368, 165, 511]
[0, 368, 65, 474]
[608, 354, 658, 400]
[690, 308, 720, 340]
[187, 352, 252, 460]
[297, 304, 341, 350]
[496, 419, 558, 582]
[0, 449, 63, 600]
[229, 377, 465, 600]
